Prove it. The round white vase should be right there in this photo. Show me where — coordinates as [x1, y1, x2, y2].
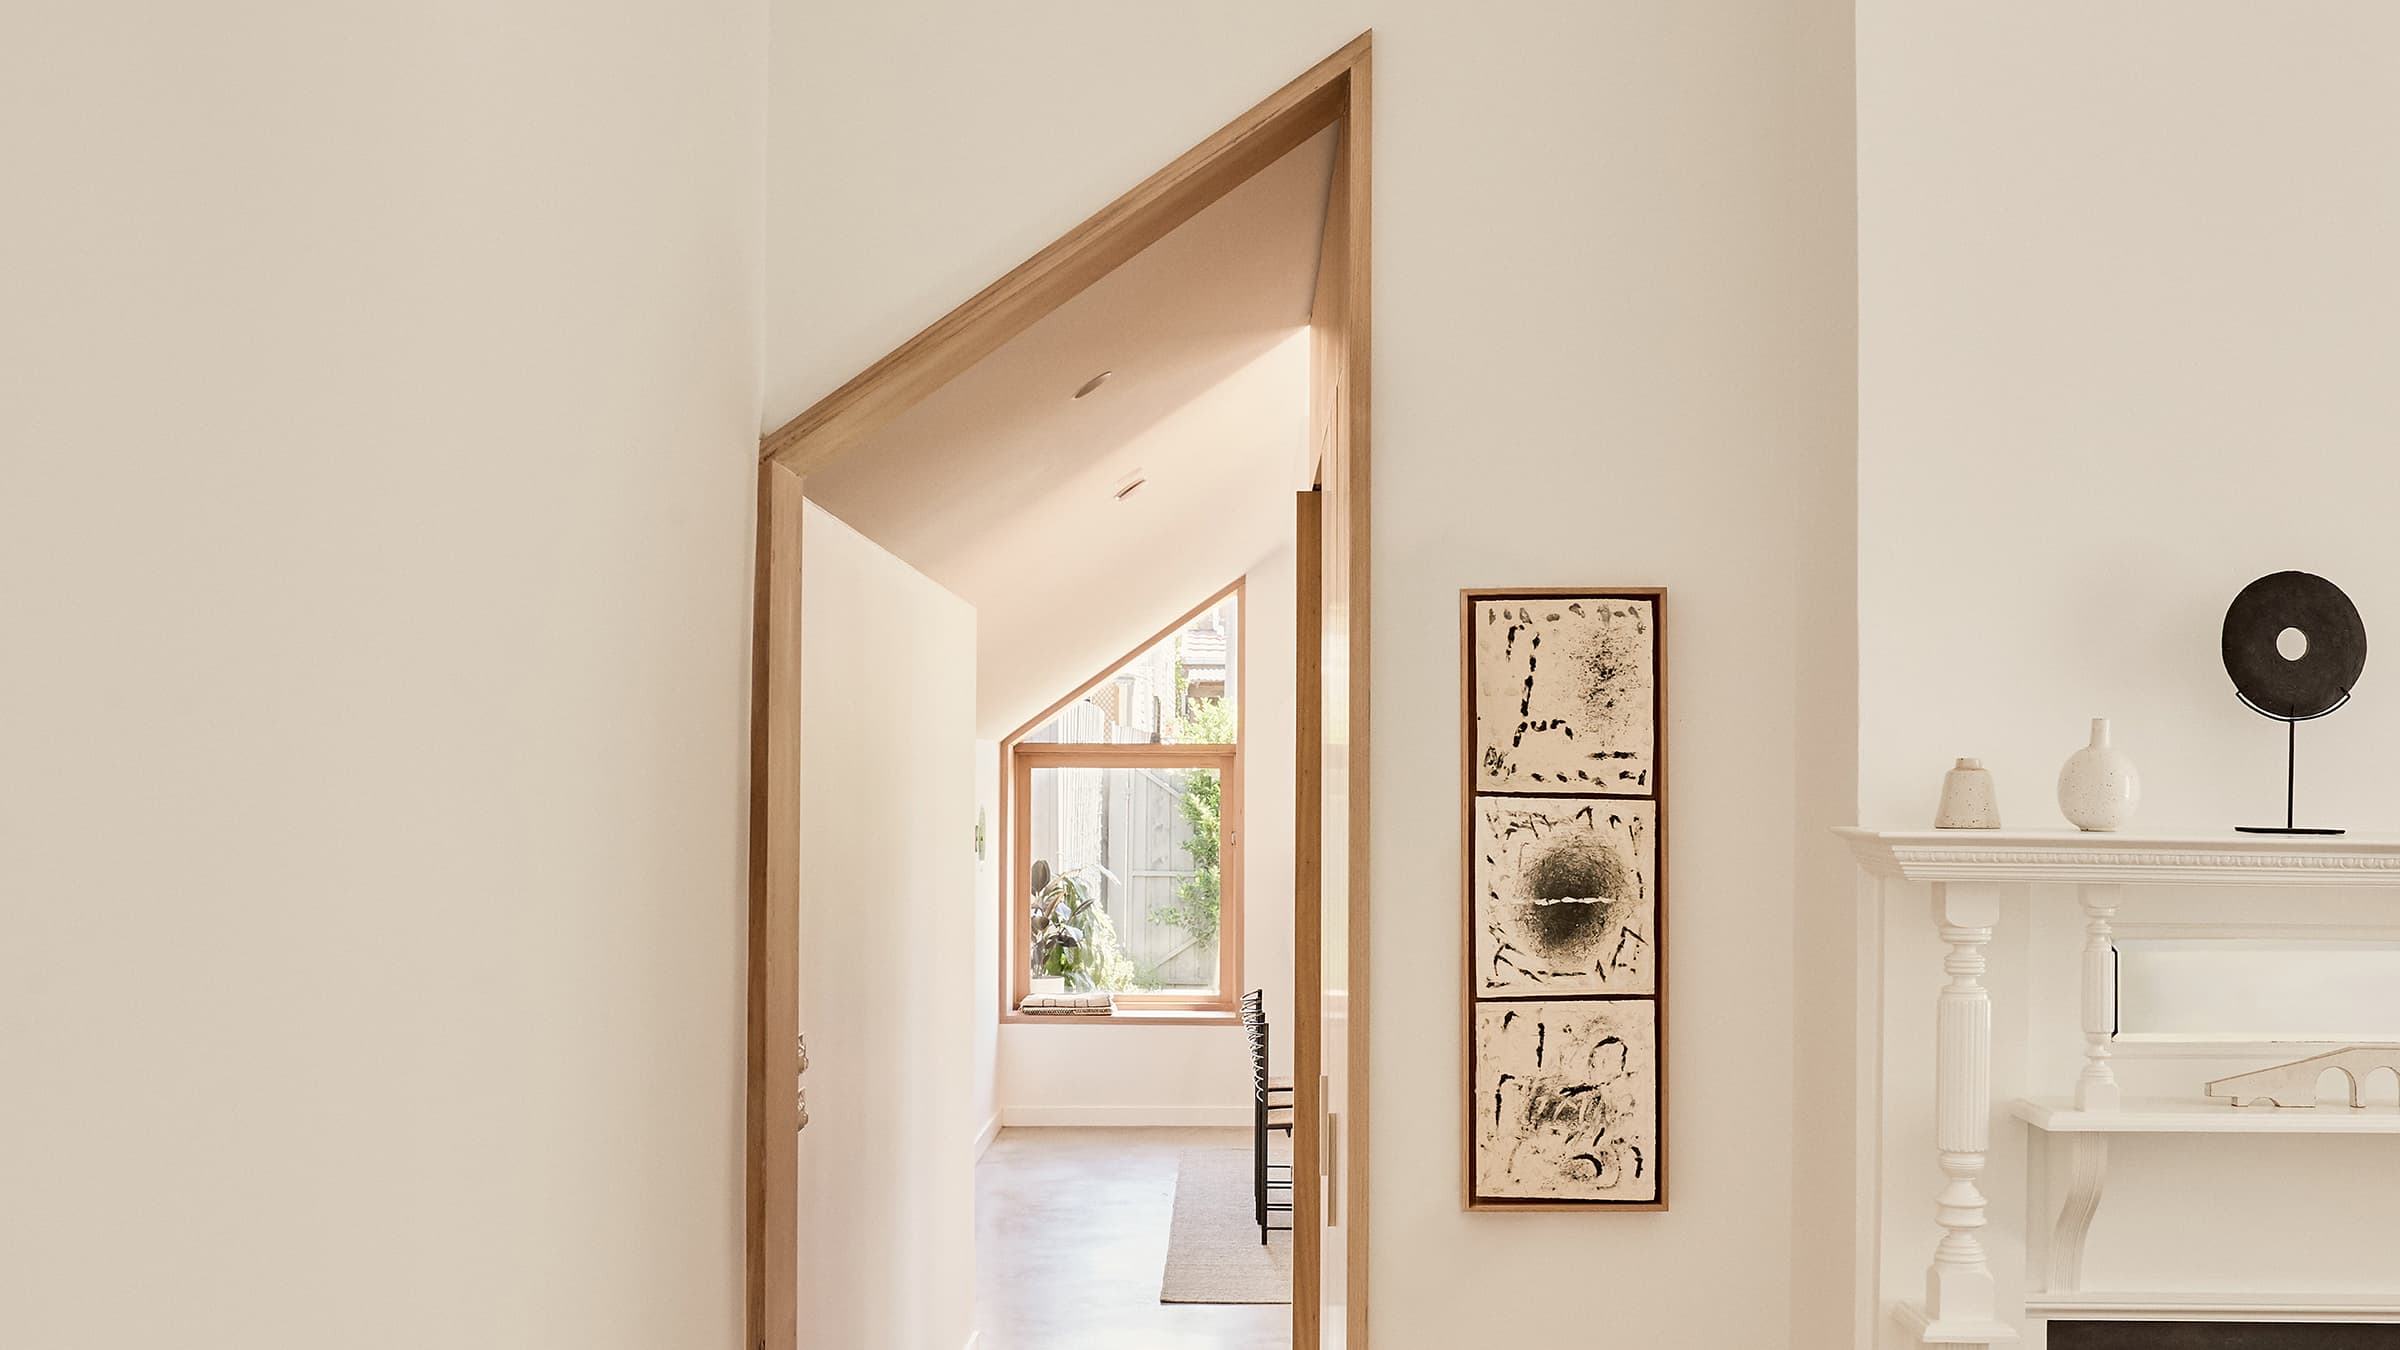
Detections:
[2057, 717, 2140, 831]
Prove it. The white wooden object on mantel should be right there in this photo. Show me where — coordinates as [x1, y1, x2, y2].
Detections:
[1839, 827, 2400, 1348]
[2206, 1044, 2400, 1108]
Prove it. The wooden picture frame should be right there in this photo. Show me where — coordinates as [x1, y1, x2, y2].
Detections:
[1460, 588, 1667, 1211]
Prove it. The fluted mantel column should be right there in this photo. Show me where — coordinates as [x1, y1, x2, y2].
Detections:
[1923, 880, 2016, 1343]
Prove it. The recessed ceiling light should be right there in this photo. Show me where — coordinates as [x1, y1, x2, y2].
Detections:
[1112, 471, 1147, 501]
[1072, 370, 1113, 400]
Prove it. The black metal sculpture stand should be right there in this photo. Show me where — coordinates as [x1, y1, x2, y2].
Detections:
[2234, 690, 2348, 836]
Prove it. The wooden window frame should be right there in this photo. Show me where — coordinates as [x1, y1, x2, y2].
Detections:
[1000, 579, 1245, 1022]
[1009, 746, 1242, 1017]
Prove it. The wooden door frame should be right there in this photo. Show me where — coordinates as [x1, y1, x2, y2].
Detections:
[746, 32, 1373, 1350]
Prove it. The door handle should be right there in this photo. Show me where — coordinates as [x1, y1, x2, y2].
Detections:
[1321, 1073, 1338, 1228]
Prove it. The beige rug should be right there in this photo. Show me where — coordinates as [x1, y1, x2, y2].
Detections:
[1159, 1147, 1292, 1304]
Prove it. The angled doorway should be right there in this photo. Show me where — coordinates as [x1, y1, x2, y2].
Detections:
[747, 33, 1371, 1350]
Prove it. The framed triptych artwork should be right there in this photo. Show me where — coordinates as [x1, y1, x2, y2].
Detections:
[1461, 589, 1666, 1210]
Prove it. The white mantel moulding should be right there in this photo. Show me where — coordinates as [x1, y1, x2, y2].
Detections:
[1839, 826, 2400, 887]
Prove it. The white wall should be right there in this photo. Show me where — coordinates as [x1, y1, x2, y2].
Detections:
[996, 540, 1300, 1124]
[797, 504, 977, 1350]
[769, 5, 1858, 1345]
[1, 3, 763, 1346]
[1000, 1028, 1253, 1126]
[1858, 3, 2400, 834]
[1857, 5, 2400, 1340]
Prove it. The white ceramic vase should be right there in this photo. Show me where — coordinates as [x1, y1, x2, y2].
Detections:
[1934, 758, 2002, 829]
[2057, 718, 2140, 831]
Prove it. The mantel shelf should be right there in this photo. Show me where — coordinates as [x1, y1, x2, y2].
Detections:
[2025, 1290, 2400, 1323]
[2012, 1096, 2400, 1135]
[1839, 826, 2400, 887]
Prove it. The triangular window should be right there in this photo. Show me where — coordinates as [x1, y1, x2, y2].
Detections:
[1018, 590, 1238, 746]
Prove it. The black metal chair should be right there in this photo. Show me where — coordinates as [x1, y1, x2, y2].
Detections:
[1242, 989, 1293, 1242]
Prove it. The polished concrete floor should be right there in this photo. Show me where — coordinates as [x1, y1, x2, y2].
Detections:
[975, 1127, 1290, 1350]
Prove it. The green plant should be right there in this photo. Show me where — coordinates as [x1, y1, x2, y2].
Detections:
[1152, 697, 1232, 946]
[1028, 860, 1134, 992]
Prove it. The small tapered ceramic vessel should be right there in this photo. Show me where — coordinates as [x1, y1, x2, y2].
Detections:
[2057, 718, 2140, 831]
[1935, 758, 2002, 829]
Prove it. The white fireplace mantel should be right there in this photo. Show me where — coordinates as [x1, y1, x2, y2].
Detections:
[1840, 826, 2400, 888]
[1840, 826, 2400, 1348]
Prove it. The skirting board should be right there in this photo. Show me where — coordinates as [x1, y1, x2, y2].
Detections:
[973, 1113, 1002, 1159]
[1000, 1105, 1251, 1128]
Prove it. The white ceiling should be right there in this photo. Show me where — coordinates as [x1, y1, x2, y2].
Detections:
[805, 127, 1335, 739]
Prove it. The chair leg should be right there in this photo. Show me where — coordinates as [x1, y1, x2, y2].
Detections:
[1257, 1085, 1276, 1239]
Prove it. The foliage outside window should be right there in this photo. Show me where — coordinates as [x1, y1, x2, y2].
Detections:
[1152, 695, 1232, 948]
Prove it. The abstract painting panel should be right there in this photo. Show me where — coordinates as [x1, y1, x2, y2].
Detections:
[1471, 597, 1656, 792]
[1463, 588, 1665, 1209]
[1473, 795, 1655, 996]
[1472, 999, 1658, 1203]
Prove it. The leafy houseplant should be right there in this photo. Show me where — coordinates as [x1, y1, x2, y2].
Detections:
[1029, 860, 1134, 993]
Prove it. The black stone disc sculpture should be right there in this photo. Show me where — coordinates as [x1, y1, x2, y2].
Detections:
[2222, 571, 2366, 835]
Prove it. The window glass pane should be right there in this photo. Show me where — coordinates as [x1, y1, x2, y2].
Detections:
[1026, 764, 1222, 994]
[1021, 595, 1238, 745]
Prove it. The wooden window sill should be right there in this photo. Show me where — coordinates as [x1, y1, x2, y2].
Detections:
[1001, 1008, 1240, 1026]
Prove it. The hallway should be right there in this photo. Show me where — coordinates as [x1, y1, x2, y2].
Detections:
[976, 1128, 1289, 1350]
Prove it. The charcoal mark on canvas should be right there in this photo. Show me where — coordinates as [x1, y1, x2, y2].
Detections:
[1585, 1034, 1627, 1077]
